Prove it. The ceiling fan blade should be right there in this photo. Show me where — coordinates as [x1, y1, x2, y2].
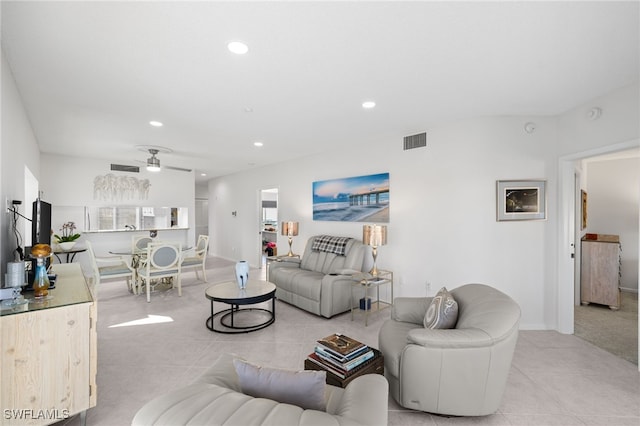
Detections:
[133, 159, 192, 172]
[164, 165, 193, 173]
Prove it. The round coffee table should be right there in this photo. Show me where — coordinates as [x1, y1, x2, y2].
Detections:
[205, 280, 276, 334]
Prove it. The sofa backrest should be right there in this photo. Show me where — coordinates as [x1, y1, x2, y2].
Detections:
[300, 235, 366, 275]
[451, 284, 521, 342]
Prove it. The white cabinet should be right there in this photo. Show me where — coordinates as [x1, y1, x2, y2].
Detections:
[1, 264, 97, 425]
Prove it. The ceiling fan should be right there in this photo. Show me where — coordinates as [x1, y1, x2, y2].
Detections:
[135, 145, 192, 173]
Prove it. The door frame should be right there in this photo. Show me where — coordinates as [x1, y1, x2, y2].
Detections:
[257, 187, 279, 269]
[557, 138, 640, 370]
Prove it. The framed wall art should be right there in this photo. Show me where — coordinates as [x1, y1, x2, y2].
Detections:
[581, 190, 587, 229]
[496, 180, 546, 221]
[313, 172, 389, 222]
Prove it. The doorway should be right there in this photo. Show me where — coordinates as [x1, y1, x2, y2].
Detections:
[573, 150, 639, 364]
[259, 188, 278, 272]
[559, 140, 640, 369]
[195, 198, 209, 242]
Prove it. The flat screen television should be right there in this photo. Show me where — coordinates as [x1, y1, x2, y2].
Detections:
[31, 199, 52, 246]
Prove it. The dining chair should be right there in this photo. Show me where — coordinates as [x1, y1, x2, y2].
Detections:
[86, 240, 136, 293]
[132, 236, 154, 253]
[181, 235, 209, 282]
[137, 242, 182, 302]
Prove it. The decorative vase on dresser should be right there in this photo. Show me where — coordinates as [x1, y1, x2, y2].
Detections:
[580, 233, 621, 310]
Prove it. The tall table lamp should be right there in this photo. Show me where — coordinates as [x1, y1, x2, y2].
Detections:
[363, 224, 387, 277]
[281, 221, 299, 257]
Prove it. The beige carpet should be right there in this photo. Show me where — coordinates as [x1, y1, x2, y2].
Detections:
[574, 290, 638, 365]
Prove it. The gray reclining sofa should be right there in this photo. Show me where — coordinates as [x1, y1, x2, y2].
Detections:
[268, 235, 366, 318]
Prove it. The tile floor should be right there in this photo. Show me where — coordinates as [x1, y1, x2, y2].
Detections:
[60, 259, 639, 426]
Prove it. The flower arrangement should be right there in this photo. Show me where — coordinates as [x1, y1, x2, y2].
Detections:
[54, 221, 81, 243]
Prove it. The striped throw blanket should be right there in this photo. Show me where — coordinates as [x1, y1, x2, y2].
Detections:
[311, 235, 352, 256]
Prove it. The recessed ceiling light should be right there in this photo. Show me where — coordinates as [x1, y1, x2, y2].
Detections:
[362, 101, 376, 109]
[149, 120, 163, 127]
[228, 41, 249, 55]
[253, 141, 264, 147]
[200, 173, 207, 177]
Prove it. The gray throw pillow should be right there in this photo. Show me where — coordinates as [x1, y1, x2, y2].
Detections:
[424, 287, 458, 329]
[233, 358, 327, 411]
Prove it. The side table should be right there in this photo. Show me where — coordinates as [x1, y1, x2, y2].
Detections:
[53, 246, 87, 263]
[350, 270, 393, 326]
[304, 348, 384, 388]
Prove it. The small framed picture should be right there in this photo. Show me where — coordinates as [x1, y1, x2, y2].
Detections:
[496, 180, 547, 221]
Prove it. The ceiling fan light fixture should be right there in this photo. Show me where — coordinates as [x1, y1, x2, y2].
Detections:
[146, 149, 161, 172]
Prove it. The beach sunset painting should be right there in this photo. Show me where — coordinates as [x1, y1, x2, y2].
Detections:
[313, 173, 390, 222]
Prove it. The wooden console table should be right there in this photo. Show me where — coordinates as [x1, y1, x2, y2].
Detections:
[1, 263, 97, 425]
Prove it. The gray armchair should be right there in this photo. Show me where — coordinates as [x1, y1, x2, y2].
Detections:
[378, 283, 521, 416]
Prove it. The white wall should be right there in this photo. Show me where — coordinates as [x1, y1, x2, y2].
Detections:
[209, 83, 639, 331]
[1, 44, 199, 279]
[39, 153, 196, 275]
[195, 183, 208, 199]
[209, 115, 557, 329]
[555, 83, 639, 334]
[0, 49, 41, 277]
[584, 157, 639, 291]
[557, 84, 639, 156]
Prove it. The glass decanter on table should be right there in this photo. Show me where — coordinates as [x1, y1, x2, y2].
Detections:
[30, 243, 53, 301]
[32, 257, 51, 299]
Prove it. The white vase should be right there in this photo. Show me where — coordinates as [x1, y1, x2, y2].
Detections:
[235, 261, 249, 289]
[58, 242, 76, 251]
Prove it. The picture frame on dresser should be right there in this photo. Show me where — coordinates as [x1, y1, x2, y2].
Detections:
[496, 180, 547, 221]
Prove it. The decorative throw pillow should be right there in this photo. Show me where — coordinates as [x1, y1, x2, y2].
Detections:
[233, 358, 327, 411]
[424, 287, 458, 329]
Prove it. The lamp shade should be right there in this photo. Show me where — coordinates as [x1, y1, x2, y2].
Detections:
[281, 221, 299, 237]
[363, 224, 387, 247]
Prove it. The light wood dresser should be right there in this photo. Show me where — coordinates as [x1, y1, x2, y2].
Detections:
[1, 263, 96, 425]
[580, 234, 621, 310]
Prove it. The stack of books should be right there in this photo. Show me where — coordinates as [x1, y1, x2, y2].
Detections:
[306, 333, 375, 379]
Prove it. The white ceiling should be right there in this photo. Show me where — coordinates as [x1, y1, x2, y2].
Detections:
[2, 1, 639, 182]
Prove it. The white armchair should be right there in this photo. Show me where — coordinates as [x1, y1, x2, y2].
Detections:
[86, 240, 135, 293]
[181, 235, 209, 282]
[132, 236, 153, 252]
[137, 242, 182, 302]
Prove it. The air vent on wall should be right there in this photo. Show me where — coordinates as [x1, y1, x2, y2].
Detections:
[111, 164, 140, 173]
[403, 132, 427, 150]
